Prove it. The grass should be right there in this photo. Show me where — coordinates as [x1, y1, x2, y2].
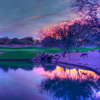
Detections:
[72, 47, 100, 52]
[0, 47, 61, 59]
[72, 47, 92, 52]
[0, 46, 99, 59]
[0, 51, 41, 59]
[0, 47, 61, 52]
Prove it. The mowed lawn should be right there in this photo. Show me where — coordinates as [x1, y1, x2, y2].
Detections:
[0, 46, 100, 59]
[0, 47, 61, 59]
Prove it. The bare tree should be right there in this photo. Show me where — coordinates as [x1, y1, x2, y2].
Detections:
[72, 0, 100, 26]
[40, 25, 75, 60]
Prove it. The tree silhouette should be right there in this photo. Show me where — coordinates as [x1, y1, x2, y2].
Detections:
[72, 0, 99, 21]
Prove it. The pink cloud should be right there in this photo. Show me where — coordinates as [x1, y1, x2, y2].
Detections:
[24, 16, 40, 21]
[24, 12, 62, 21]
[0, 24, 30, 33]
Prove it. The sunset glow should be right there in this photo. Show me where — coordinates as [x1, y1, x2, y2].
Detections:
[33, 66, 100, 82]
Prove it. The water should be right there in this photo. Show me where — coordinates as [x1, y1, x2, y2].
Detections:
[0, 61, 100, 100]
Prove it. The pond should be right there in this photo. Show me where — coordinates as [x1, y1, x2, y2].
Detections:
[0, 61, 100, 100]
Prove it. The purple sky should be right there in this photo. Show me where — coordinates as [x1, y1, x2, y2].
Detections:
[0, 0, 76, 39]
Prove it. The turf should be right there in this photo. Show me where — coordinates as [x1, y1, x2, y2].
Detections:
[0, 51, 41, 59]
[72, 47, 100, 52]
[0, 47, 61, 52]
[0, 46, 99, 59]
[0, 47, 61, 59]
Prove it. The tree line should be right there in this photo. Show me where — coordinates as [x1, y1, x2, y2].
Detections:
[0, 37, 35, 45]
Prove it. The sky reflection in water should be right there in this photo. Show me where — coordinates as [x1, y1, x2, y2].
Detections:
[0, 61, 100, 100]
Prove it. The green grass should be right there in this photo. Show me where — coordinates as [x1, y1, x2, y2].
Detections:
[0, 51, 42, 59]
[0, 47, 61, 59]
[72, 47, 100, 52]
[0, 47, 44, 51]
[0, 47, 61, 52]
[0, 46, 99, 59]
[72, 47, 92, 52]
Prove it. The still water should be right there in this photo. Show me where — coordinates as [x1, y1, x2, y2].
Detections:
[0, 61, 100, 100]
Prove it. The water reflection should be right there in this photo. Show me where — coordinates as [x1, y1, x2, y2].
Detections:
[39, 66, 100, 100]
[0, 61, 100, 100]
[0, 61, 56, 72]
[0, 61, 34, 72]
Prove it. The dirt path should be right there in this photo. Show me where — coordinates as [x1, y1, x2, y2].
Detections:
[57, 50, 100, 72]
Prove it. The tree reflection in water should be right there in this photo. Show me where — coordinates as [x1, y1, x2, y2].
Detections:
[0, 61, 56, 72]
[0, 61, 100, 100]
[0, 61, 35, 72]
[39, 66, 100, 100]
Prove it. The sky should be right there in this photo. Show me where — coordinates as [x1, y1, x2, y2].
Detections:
[0, 0, 75, 39]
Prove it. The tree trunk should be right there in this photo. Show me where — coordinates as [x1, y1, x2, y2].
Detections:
[68, 52, 71, 60]
[63, 51, 66, 58]
[76, 46, 79, 53]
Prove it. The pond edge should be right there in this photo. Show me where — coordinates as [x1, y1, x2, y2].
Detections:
[57, 61, 100, 75]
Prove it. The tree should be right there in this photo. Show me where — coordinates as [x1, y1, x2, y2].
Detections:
[40, 26, 75, 60]
[72, 0, 99, 21]
[70, 0, 100, 47]
[19, 39, 28, 45]
[23, 37, 34, 45]
[23, 37, 34, 42]
[34, 39, 41, 45]
[41, 36, 58, 47]
[19, 37, 34, 45]
[82, 38, 91, 46]
[71, 0, 100, 34]
[52, 26, 77, 59]
[1, 36, 10, 45]
[68, 22, 84, 52]
[68, 21, 94, 52]
[11, 38, 20, 44]
[0, 39, 3, 44]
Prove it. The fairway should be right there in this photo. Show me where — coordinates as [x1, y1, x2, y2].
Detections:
[0, 47, 61, 59]
[0, 46, 99, 60]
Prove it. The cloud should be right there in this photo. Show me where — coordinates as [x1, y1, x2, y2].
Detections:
[0, 24, 30, 33]
[24, 16, 40, 21]
[0, 0, 74, 38]
[24, 11, 63, 21]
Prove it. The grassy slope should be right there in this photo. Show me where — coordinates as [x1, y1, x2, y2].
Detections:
[0, 47, 99, 59]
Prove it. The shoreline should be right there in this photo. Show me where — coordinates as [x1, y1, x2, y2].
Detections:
[57, 61, 100, 75]
[0, 49, 100, 74]
[57, 50, 100, 73]
[0, 58, 100, 75]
